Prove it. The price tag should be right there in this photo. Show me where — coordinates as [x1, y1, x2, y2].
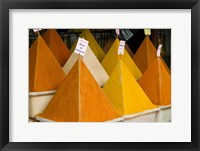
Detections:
[157, 44, 162, 57]
[74, 37, 89, 56]
[33, 29, 42, 32]
[115, 29, 120, 35]
[118, 40, 125, 55]
[144, 29, 151, 35]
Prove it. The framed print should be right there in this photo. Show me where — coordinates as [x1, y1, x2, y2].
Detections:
[0, 0, 200, 150]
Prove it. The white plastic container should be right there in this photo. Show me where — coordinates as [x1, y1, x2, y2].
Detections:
[29, 90, 56, 118]
[106, 117, 124, 122]
[154, 105, 171, 122]
[122, 108, 160, 122]
[35, 116, 125, 122]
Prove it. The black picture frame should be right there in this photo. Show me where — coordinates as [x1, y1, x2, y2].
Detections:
[0, 0, 199, 150]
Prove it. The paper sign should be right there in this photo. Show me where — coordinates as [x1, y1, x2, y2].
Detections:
[118, 40, 125, 55]
[74, 37, 89, 56]
[33, 29, 42, 32]
[157, 44, 162, 57]
[144, 29, 151, 35]
[116, 29, 120, 35]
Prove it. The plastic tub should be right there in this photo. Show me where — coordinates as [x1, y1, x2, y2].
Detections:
[122, 108, 160, 122]
[154, 105, 171, 122]
[29, 90, 56, 118]
[35, 116, 125, 122]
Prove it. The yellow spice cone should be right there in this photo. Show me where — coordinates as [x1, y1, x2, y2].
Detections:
[63, 46, 109, 87]
[138, 57, 171, 105]
[103, 37, 134, 57]
[29, 36, 66, 92]
[42, 29, 71, 66]
[103, 60, 157, 116]
[101, 38, 142, 80]
[36, 58, 121, 122]
[70, 29, 105, 62]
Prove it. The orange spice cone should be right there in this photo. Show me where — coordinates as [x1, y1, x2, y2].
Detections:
[70, 29, 105, 62]
[133, 36, 170, 74]
[42, 29, 71, 66]
[160, 57, 171, 74]
[103, 37, 134, 57]
[63, 46, 109, 87]
[36, 58, 122, 122]
[101, 38, 142, 80]
[133, 36, 157, 73]
[103, 60, 157, 116]
[29, 36, 66, 92]
[125, 43, 134, 57]
[138, 57, 171, 105]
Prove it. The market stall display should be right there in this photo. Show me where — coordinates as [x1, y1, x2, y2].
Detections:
[36, 58, 123, 122]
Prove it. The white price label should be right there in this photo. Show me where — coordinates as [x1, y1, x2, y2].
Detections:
[33, 29, 42, 32]
[144, 29, 151, 35]
[116, 29, 120, 35]
[118, 40, 125, 55]
[74, 37, 89, 56]
[157, 44, 162, 57]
